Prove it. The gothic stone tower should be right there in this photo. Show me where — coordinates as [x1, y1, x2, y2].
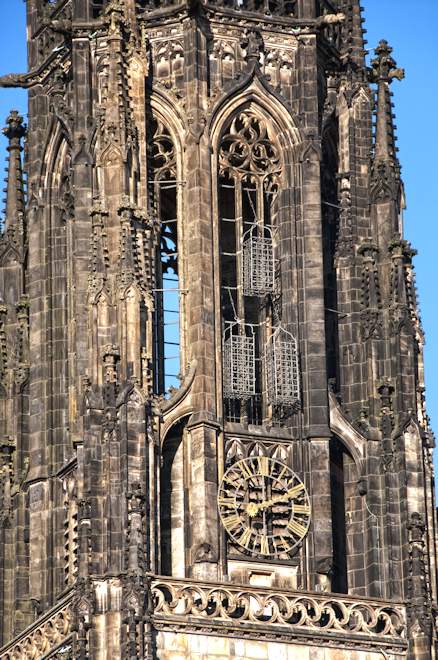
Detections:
[0, 1, 437, 658]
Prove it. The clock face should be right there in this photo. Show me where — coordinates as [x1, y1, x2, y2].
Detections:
[218, 457, 311, 557]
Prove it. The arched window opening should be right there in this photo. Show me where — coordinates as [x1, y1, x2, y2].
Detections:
[219, 110, 298, 425]
[149, 119, 181, 396]
[321, 125, 340, 388]
[330, 436, 368, 595]
[160, 419, 187, 577]
[330, 436, 348, 593]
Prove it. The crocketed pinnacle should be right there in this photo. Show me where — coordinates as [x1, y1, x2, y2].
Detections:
[370, 40, 404, 163]
[338, 0, 367, 70]
[2, 110, 26, 231]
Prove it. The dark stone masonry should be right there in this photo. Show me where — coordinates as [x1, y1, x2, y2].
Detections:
[0, 1, 436, 658]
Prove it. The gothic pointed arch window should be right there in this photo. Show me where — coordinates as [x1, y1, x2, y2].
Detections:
[218, 108, 298, 425]
[148, 117, 181, 396]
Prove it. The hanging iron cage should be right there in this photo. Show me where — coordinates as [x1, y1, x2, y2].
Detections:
[223, 321, 257, 399]
[243, 225, 275, 296]
[266, 326, 300, 406]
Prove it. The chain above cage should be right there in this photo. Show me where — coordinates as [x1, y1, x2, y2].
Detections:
[266, 326, 300, 407]
[242, 224, 275, 297]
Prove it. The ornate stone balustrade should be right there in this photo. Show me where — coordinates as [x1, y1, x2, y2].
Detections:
[151, 577, 408, 653]
[0, 578, 408, 657]
[0, 592, 72, 660]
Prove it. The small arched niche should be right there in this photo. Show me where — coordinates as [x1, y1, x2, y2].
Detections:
[160, 416, 189, 577]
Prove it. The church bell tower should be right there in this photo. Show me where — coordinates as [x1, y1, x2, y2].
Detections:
[0, 0, 437, 658]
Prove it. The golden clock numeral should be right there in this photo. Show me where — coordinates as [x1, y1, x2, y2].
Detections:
[272, 536, 284, 553]
[279, 535, 292, 552]
[293, 504, 310, 515]
[287, 483, 305, 499]
[218, 496, 235, 508]
[287, 519, 308, 538]
[238, 527, 254, 549]
[260, 535, 270, 555]
[223, 472, 239, 486]
[239, 461, 254, 481]
[278, 465, 289, 481]
[258, 456, 270, 477]
[223, 513, 241, 532]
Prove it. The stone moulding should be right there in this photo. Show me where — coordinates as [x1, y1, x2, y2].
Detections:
[0, 579, 407, 657]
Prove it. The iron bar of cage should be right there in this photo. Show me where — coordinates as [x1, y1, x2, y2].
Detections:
[152, 288, 188, 293]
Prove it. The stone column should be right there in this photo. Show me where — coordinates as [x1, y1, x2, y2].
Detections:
[187, 417, 220, 581]
[181, 10, 220, 581]
[309, 438, 333, 591]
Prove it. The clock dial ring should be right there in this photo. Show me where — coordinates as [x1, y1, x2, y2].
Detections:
[218, 456, 311, 557]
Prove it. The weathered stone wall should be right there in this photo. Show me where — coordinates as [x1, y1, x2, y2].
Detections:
[156, 632, 388, 660]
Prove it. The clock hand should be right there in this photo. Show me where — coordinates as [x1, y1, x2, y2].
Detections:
[269, 485, 305, 507]
[246, 484, 305, 516]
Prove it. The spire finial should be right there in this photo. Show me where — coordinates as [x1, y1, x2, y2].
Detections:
[369, 41, 403, 165]
[370, 40, 404, 83]
[2, 110, 26, 230]
[3, 110, 26, 142]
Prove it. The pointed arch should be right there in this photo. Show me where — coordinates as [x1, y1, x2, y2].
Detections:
[210, 81, 304, 427]
[351, 85, 373, 116]
[159, 415, 190, 577]
[209, 74, 304, 162]
[0, 244, 21, 269]
[329, 391, 366, 469]
[148, 92, 186, 397]
[149, 89, 186, 158]
[39, 117, 72, 196]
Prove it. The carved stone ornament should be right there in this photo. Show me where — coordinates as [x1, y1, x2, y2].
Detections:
[148, 118, 176, 180]
[152, 576, 407, 649]
[369, 40, 405, 84]
[358, 242, 382, 340]
[219, 110, 281, 182]
[0, 576, 410, 657]
[242, 29, 264, 64]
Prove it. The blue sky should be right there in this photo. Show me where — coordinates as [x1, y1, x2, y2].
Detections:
[0, 2, 437, 460]
[364, 0, 438, 452]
